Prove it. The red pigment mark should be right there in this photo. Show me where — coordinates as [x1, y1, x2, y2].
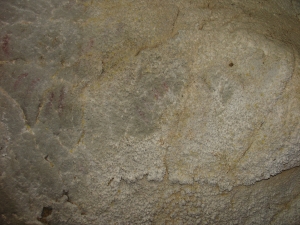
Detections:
[58, 87, 66, 113]
[82, 38, 94, 54]
[49, 92, 55, 104]
[152, 88, 160, 100]
[137, 107, 145, 117]
[2, 34, 10, 56]
[14, 73, 28, 89]
[26, 78, 40, 96]
[136, 106, 149, 124]
[45, 92, 55, 115]
[163, 82, 169, 91]
[51, 92, 55, 99]
[31, 78, 40, 88]
[89, 38, 94, 48]
[152, 82, 169, 101]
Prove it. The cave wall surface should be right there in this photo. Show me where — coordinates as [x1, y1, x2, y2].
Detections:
[1, 0, 300, 224]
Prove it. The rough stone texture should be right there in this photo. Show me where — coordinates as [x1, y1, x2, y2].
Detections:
[1, 0, 300, 224]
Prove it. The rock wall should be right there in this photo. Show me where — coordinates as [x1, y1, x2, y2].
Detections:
[0, 0, 300, 224]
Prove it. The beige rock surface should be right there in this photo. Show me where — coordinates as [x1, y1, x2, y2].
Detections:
[0, 0, 300, 224]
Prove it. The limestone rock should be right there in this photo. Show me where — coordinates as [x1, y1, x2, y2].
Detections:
[1, 0, 300, 224]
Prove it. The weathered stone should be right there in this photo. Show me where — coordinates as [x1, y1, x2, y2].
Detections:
[1, 0, 300, 224]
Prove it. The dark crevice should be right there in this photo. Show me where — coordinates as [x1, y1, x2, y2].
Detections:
[37, 206, 52, 224]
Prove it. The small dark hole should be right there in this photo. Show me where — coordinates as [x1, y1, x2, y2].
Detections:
[41, 206, 52, 218]
[229, 63, 234, 67]
[37, 206, 52, 224]
[62, 190, 70, 201]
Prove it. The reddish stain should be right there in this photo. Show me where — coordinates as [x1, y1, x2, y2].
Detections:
[138, 109, 144, 117]
[31, 78, 40, 88]
[25, 78, 40, 98]
[26, 78, 40, 96]
[163, 82, 169, 91]
[153, 88, 160, 100]
[136, 106, 150, 124]
[49, 92, 55, 102]
[45, 92, 55, 115]
[89, 38, 94, 48]
[82, 38, 94, 54]
[58, 87, 66, 113]
[152, 82, 169, 101]
[2, 34, 10, 55]
[14, 73, 28, 89]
